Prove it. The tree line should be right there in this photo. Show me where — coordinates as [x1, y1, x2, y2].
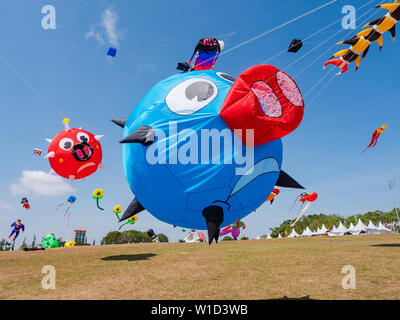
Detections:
[101, 230, 169, 244]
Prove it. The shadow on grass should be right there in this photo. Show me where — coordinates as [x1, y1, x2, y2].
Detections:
[268, 295, 313, 300]
[101, 253, 157, 261]
[371, 244, 400, 247]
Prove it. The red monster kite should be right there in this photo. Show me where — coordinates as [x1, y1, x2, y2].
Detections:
[45, 119, 103, 182]
[362, 124, 387, 153]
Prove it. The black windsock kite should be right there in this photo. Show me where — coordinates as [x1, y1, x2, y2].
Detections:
[288, 39, 303, 53]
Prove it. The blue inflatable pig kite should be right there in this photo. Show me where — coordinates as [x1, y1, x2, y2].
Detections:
[113, 44, 305, 244]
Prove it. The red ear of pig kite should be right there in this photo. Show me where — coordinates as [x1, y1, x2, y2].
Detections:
[219, 64, 304, 147]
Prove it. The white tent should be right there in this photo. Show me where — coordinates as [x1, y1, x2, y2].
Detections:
[348, 219, 367, 235]
[266, 233, 272, 239]
[367, 220, 379, 234]
[377, 221, 393, 234]
[287, 228, 300, 238]
[319, 224, 328, 235]
[277, 233, 282, 238]
[301, 226, 314, 237]
[329, 222, 348, 237]
[256, 235, 261, 240]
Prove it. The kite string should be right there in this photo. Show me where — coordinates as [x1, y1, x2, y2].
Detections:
[262, 0, 377, 64]
[293, 0, 383, 79]
[0, 55, 64, 118]
[301, 0, 386, 104]
[262, 0, 384, 123]
[220, 0, 338, 57]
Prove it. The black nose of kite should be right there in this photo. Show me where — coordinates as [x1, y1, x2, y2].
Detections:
[72, 142, 93, 162]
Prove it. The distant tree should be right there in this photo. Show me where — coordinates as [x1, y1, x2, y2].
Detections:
[102, 231, 122, 245]
[19, 237, 28, 250]
[0, 239, 5, 251]
[92, 240, 96, 246]
[31, 235, 36, 248]
[119, 230, 143, 243]
[57, 237, 66, 247]
[141, 232, 152, 243]
[240, 236, 249, 240]
[221, 236, 233, 241]
[157, 233, 169, 242]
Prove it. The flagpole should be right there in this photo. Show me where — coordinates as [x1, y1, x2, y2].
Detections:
[388, 180, 400, 224]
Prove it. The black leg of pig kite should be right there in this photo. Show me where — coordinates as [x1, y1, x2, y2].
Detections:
[202, 205, 224, 245]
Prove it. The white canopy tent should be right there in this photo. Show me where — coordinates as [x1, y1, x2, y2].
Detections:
[377, 221, 393, 234]
[287, 228, 300, 238]
[301, 226, 314, 237]
[367, 220, 379, 234]
[319, 224, 328, 235]
[348, 219, 367, 235]
[329, 222, 348, 237]
[266, 234, 272, 239]
[277, 233, 282, 238]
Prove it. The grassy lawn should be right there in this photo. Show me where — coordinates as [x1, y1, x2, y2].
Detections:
[1, 234, 399, 300]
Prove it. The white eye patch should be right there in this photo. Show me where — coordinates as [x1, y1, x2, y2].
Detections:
[165, 78, 218, 115]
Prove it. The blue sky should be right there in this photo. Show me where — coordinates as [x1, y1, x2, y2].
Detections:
[1, 0, 399, 244]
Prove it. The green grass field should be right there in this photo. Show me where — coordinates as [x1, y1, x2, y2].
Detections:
[1, 234, 399, 300]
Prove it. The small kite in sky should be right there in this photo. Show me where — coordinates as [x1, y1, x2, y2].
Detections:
[288, 39, 302, 53]
[107, 47, 117, 57]
[21, 197, 30, 210]
[362, 124, 387, 153]
[56, 195, 77, 225]
[33, 148, 42, 156]
[93, 189, 104, 211]
[289, 192, 318, 227]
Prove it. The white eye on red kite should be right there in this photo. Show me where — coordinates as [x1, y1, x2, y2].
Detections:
[77, 132, 90, 144]
[276, 71, 303, 107]
[59, 138, 74, 151]
[165, 78, 218, 115]
[251, 81, 282, 118]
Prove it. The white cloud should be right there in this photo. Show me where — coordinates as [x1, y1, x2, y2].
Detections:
[86, 7, 120, 48]
[85, 29, 104, 45]
[102, 8, 119, 47]
[11, 170, 76, 197]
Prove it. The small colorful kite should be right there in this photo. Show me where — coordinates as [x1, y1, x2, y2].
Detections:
[107, 47, 117, 57]
[56, 195, 77, 225]
[177, 38, 224, 72]
[92, 189, 104, 211]
[219, 220, 246, 240]
[113, 205, 137, 230]
[289, 192, 318, 227]
[362, 124, 387, 153]
[21, 197, 30, 210]
[33, 148, 42, 156]
[265, 186, 281, 204]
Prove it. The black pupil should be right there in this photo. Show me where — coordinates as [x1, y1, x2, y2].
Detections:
[80, 135, 88, 143]
[220, 73, 235, 82]
[185, 82, 214, 102]
[64, 141, 72, 149]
